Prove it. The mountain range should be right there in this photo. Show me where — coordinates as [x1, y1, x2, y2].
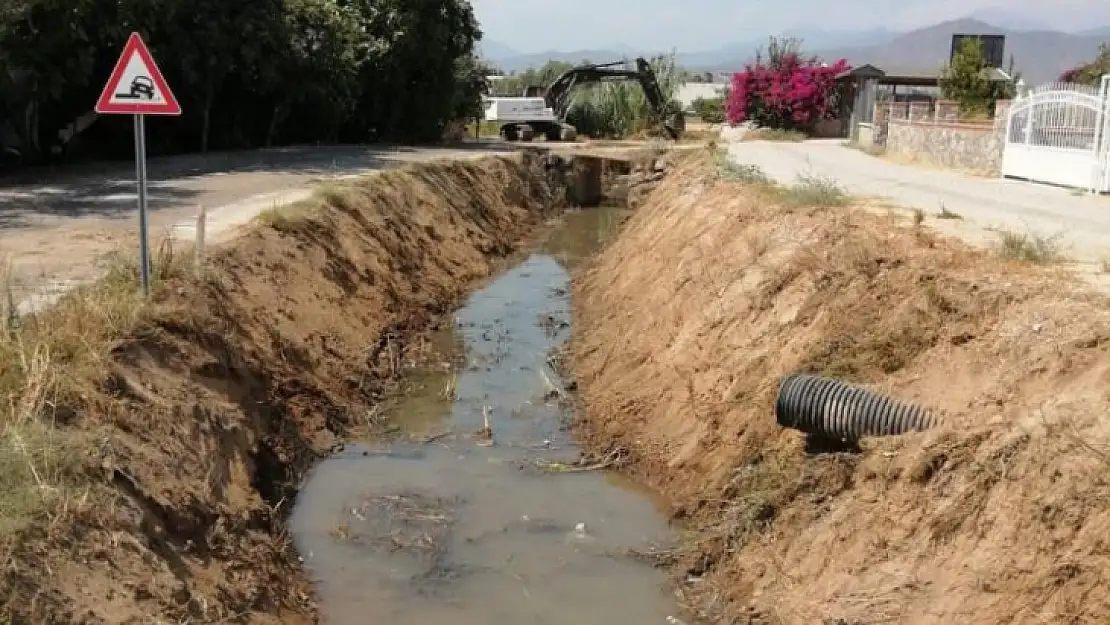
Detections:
[479, 17, 1110, 84]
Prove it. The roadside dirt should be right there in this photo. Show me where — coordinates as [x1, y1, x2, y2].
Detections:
[0, 150, 582, 623]
[569, 151, 1110, 624]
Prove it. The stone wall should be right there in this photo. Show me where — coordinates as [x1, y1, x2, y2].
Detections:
[869, 99, 1012, 175]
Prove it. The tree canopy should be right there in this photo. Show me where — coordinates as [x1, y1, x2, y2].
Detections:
[938, 38, 1018, 117]
[0, 0, 486, 167]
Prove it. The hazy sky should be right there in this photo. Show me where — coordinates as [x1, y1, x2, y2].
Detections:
[469, 0, 1109, 52]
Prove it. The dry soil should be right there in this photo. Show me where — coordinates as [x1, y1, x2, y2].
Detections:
[569, 150, 1110, 624]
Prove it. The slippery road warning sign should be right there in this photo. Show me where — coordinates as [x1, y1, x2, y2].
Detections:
[95, 32, 181, 115]
[94, 32, 183, 297]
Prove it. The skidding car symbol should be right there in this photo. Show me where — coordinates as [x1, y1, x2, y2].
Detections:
[115, 76, 155, 100]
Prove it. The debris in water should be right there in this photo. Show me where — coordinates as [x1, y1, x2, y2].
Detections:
[474, 405, 494, 446]
[332, 492, 456, 559]
[525, 447, 629, 473]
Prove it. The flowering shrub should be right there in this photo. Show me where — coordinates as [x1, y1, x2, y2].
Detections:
[725, 54, 850, 131]
[1058, 43, 1110, 86]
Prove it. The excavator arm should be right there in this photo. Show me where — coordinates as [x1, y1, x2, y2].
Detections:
[534, 58, 684, 139]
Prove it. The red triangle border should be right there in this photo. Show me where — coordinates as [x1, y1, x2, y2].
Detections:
[95, 32, 182, 116]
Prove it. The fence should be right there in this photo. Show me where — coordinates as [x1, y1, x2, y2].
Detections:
[1001, 77, 1110, 193]
[861, 99, 1011, 174]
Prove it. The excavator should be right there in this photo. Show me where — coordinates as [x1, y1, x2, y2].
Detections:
[481, 57, 685, 142]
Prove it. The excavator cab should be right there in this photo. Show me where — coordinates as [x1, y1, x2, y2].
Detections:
[523, 85, 547, 98]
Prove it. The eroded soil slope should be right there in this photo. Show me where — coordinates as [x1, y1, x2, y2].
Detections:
[2, 152, 573, 623]
[570, 152, 1110, 624]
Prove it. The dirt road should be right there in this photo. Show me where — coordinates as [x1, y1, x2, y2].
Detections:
[0, 143, 516, 311]
[727, 139, 1110, 264]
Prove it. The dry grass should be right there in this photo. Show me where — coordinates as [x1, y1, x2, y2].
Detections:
[994, 229, 1066, 264]
[0, 239, 190, 536]
[714, 152, 851, 208]
[716, 159, 773, 186]
[776, 173, 851, 207]
[256, 198, 320, 234]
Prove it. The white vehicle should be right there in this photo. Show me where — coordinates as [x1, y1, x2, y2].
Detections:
[481, 57, 684, 143]
[482, 96, 574, 141]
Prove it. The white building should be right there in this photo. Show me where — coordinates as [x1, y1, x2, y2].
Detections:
[674, 82, 730, 111]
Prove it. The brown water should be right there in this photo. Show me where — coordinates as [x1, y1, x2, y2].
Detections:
[290, 208, 682, 625]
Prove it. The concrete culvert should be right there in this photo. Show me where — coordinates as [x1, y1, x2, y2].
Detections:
[774, 374, 937, 439]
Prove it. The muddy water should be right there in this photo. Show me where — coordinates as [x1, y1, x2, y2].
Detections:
[291, 208, 682, 625]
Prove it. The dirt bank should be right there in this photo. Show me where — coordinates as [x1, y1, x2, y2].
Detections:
[0, 150, 591, 623]
[569, 151, 1110, 624]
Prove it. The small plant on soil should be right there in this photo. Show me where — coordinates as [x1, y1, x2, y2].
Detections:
[257, 201, 316, 234]
[777, 173, 850, 207]
[716, 158, 773, 186]
[937, 203, 963, 219]
[994, 230, 1066, 264]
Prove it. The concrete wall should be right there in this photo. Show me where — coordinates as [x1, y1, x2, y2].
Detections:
[872, 100, 1011, 174]
[856, 123, 876, 147]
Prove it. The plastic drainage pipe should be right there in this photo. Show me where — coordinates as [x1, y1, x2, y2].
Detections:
[774, 373, 937, 439]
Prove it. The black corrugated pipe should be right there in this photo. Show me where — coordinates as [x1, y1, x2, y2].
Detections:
[775, 374, 937, 439]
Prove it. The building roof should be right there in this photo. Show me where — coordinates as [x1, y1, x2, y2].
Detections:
[837, 64, 1012, 86]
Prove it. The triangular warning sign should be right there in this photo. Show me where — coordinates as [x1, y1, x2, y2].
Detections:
[95, 32, 181, 115]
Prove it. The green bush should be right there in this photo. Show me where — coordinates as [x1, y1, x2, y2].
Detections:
[691, 96, 726, 124]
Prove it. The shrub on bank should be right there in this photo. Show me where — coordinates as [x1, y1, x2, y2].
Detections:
[725, 53, 849, 132]
[691, 96, 727, 124]
[1059, 43, 1110, 86]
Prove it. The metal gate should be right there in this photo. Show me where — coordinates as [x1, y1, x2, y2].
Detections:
[1001, 75, 1110, 193]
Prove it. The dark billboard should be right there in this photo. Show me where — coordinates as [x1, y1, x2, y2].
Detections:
[950, 34, 1006, 68]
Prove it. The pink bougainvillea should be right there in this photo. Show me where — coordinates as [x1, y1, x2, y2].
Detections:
[725, 53, 850, 131]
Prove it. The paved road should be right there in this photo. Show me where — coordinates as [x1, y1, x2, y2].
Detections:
[0, 142, 519, 312]
[727, 139, 1110, 264]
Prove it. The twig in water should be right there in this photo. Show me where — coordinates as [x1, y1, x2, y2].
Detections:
[529, 447, 628, 473]
[420, 430, 453, 445]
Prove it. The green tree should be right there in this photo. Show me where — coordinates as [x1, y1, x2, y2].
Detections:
[0, 0, 485, 167]
[756, 36, 807, 70]
[939, 38, 1015, 117]
[691, 96, 726, 124]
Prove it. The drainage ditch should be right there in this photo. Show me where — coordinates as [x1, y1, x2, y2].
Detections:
[290, 205, 681, 624]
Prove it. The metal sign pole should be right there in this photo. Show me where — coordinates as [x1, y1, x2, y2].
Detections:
[133, 114, 151, 295]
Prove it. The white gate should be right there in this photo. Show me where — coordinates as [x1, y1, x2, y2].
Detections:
[1001, 75, 1110, 193]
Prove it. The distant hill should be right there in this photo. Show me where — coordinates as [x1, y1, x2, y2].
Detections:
[481, 29, 898, 73]
[1077, 26, 1110, 38]
[481, 18, 1109, 85]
